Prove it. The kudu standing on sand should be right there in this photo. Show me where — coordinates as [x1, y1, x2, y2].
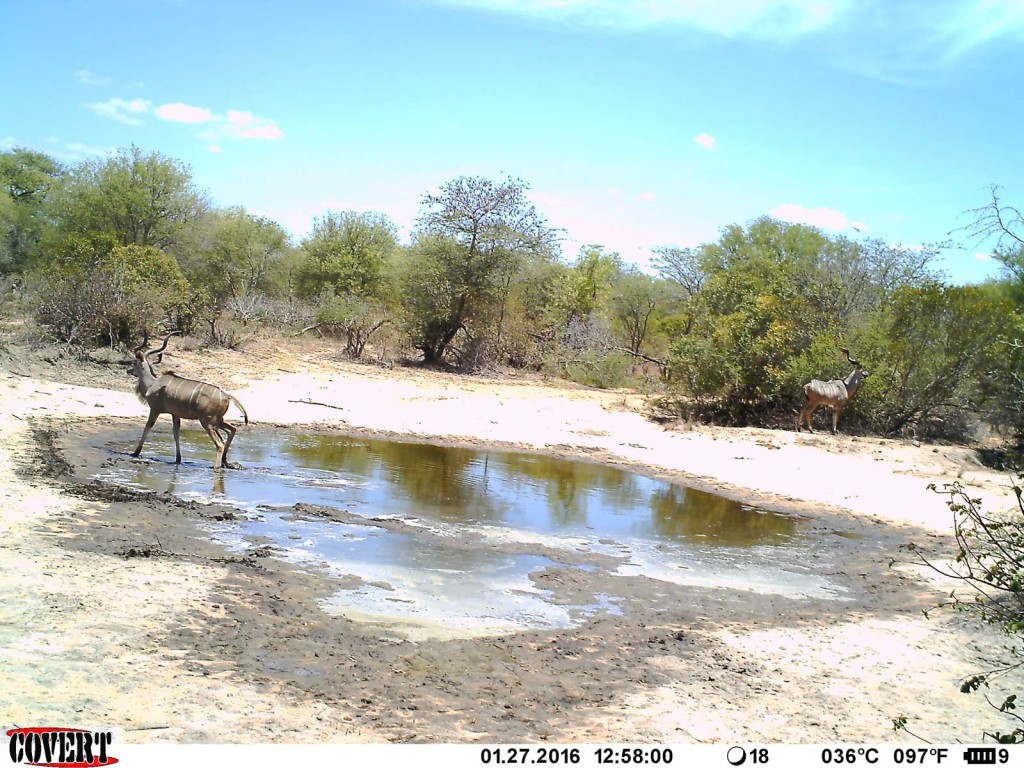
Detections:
[796, 348, 871, 434]
[129, 331, 249, 469]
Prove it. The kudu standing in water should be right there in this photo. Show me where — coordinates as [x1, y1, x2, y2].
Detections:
[129, 331, 249, 468]
[796, 348, 871, 434]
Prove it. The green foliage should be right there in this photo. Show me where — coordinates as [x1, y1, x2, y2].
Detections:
[4, 139, 1021, 434]
[183, 207, 291, 305]
[854, 283, 1010, 438]
[45, 145, 206, 269]
[32, 244, 191, 346]
[559, 348, 634, 389]
[405, 176, 557, 365]
[609, 271, 672, 357]
[295, 211, 398, 300]
[0, 147, 64, 274]
[665, 218, 841, 421]
[492, 254, 567, 369]
[656, 216, 983, 430]
[553, 246, 623, 325]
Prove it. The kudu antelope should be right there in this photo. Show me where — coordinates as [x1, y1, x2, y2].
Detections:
[796, 348, 871, 434]
[129, 331, 249, 468]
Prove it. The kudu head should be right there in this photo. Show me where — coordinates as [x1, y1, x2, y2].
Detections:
[130, 330, 181, 379]
[840, 347, 871, 396]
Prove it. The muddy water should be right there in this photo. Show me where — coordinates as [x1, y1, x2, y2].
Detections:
[94, 429, 847, 639]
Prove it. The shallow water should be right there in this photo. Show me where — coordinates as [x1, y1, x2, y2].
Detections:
[95, 428, 847, 638]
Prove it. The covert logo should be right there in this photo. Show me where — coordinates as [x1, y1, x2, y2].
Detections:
[7, 728, 117, 767]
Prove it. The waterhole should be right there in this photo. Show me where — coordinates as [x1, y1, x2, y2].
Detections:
[95, 429, 847, 639]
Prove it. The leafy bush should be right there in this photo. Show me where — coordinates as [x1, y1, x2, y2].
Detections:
[32, 244, 191, 346]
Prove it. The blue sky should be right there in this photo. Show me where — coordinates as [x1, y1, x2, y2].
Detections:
[3, 0, 1023, 283]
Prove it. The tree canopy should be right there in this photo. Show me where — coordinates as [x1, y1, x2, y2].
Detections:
[3, 142, 1021, 446]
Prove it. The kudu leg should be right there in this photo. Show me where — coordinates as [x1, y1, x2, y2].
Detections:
[172, 416, 183, 464]
[200, 418, 227, 470]
[219, 421, 240, 469]
[132, 411, 159, 458]
[801, 404, 816, 433]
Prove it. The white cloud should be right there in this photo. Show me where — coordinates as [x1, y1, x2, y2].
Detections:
[227, 110, 255, 126]
[86, 97, 152, 125]
[639, 191, 656, 201]
[694, 133, 717, 150]
[74, 69, 111, 86]
[975, 252, 994, 261]
[208, 145, 223, 154]
[218, 110, 284, 140]
[772, 203, 850, 231]
[155, 102, 214, 124]
[851, 221, 868, 231]
[86, 96, 283, 141]
[0, 136, 14, 150]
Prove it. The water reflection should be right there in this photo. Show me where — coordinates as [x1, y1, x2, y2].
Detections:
[104, 429, 799, 547]
[95, 428, 844, 631]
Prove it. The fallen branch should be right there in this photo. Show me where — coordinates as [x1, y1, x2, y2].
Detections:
[288, 398, 347, 413]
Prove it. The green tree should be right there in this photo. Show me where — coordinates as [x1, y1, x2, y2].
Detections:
[0, 147, 63, 273]
[404, 176, 557, 365]
[33, 244, 190, 346]
[609, 270, 672, 358]
[295, 210, 398, 300]
[666, 218, 833, 420]
[48, 145, 206, 268]
[184, 207, 291, 304]
[866, 283, 1007, 436]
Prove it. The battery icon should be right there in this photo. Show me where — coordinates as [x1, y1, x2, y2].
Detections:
[964, 747, 997, 765]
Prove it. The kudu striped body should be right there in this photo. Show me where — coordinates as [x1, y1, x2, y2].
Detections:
[796, 348, 871, 435]
[130, 331, 249, 469]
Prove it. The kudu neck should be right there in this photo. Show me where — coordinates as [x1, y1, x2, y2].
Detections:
[134, 357, 160, 394]
[844, 368, 866, 396]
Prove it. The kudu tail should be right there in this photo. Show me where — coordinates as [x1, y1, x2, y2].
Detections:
[229, 395, 250, 425]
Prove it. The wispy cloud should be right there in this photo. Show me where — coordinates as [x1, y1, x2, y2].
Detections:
[74, 69, 112, 86]
[87, 97, 284, 141]
[37, 137, 111, 162]
[936, 0, 1024, 60]
[429, 0, 1024, 81]
[86, 97, 152, 125]
[430, 0, 848, 39]
[694, 133, 717, 150]
[220, 110, 284, 140]
[772, 203, 850, 231]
